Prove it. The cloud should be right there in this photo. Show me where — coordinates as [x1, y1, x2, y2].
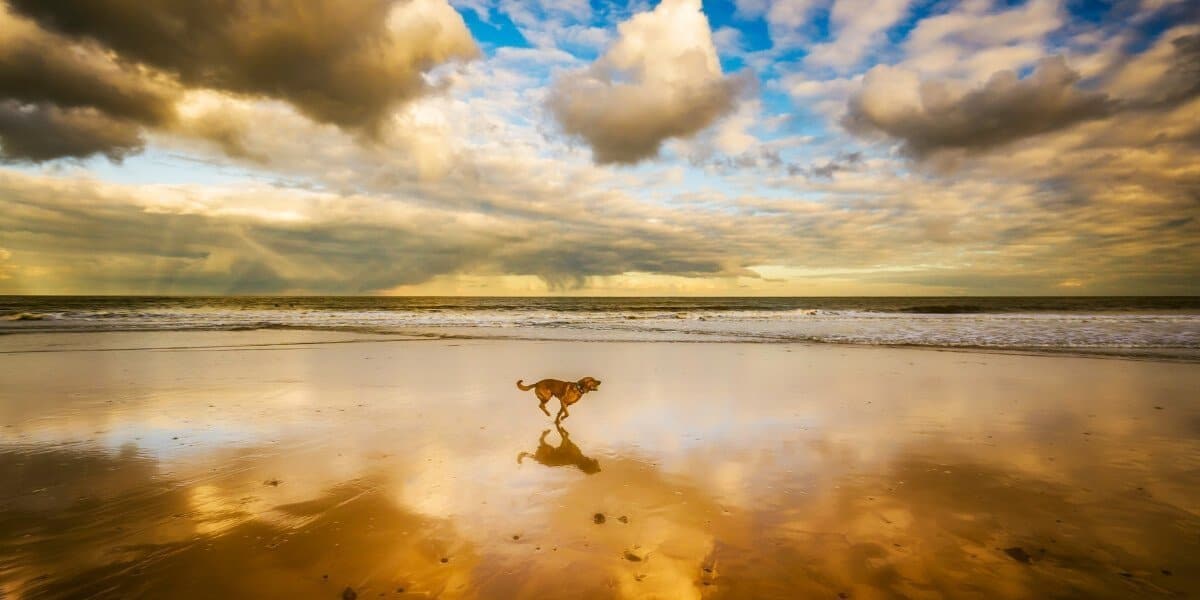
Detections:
[0, 4, 179, 161]
[790, 151, 864, 179]
[0, 7, 178, 124]
[0, 173, 494, 294]
[805, 0, 912, 70]
[734, 0, 824, 47]
[547, 0, 748, 164]
[492, 0, 608, 51]
[843, 56, 1113, 157]
[0, 171, 763, 294]
[1106, 28, 1200, 109]
[0, 102, 145, 161]
[2, 0, 1197, 297]
[1157, 32, 1200, 105]
[0, 0, 477, 161]
[901, 0, 1063, 81]
[3, 154, 1197, 296]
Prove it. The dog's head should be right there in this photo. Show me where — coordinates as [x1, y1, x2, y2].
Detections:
[577, 377, 601, 392]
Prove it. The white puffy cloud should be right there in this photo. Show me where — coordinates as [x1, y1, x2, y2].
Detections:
[547, 0, 748, 164]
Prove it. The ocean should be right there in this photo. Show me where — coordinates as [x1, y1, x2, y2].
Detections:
[2, 296, 1198, 358]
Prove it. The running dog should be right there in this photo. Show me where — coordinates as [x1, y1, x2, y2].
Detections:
[516, 376, 601, 422]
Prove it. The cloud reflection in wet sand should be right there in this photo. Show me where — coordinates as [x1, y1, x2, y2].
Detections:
[0, 334, 1198, 598]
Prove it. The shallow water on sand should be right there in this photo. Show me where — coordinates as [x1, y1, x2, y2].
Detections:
[1, 331, 1198, 598]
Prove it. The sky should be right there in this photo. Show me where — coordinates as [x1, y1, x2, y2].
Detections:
[0, 0, 1196, 296]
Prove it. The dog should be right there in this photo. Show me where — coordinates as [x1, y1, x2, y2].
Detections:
[517, 424, 600, 474]
[516, 376, 601, 422]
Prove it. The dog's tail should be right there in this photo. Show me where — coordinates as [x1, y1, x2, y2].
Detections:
[516, 379, 536, 391]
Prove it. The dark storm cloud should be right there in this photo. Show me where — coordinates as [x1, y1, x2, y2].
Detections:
[503, 234, 733, 290]
[0, 173, 765, 294]
[3, 166, 1197, 295]
[0, 191, 484, 294]
[0, 0, 476, 161]
[0, 5, 178, 161]
[0, 20, 177, 124]
[0, 102, 144, 162]
[8, 0, 477, 131]
[844, 57, 1114, 158]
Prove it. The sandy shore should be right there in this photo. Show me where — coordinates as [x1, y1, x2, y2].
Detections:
[1, 331, 1198, 598]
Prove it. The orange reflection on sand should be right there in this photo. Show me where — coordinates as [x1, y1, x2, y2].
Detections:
[1, 332, 1198, 598]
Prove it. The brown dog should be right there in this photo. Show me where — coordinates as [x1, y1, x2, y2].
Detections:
[516, 376, 601, 422]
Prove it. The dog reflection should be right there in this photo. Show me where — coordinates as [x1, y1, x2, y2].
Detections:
[517, 424, 600, 475]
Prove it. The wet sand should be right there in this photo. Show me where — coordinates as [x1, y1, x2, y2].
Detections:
[1, 331, 1198, 599]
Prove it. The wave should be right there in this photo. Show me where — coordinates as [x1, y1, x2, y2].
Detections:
[2, 312, 51, 321]
[892, 304, 990, 314]
[1, 297, 1197, 359]
[1, 305, 1197, 352]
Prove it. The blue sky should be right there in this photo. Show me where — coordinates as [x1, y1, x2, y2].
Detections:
[0, 0, 1197, 295]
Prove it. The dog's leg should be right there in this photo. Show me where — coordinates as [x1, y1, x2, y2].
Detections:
[538, 400, 551, 417]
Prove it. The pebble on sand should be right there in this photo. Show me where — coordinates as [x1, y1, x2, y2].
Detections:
[342, 587, 357, 600]
[624, 550, 643, 562]
[593, 513, 606, 524]
[1003, 547, 1032, 564]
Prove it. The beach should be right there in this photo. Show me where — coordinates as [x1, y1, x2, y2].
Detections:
[1, 330, 1197, 598]
[3, 0, 1197, 596]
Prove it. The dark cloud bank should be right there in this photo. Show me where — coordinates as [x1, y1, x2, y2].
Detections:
[0, 0, 477, 162]
[844, 57, 1114, 158]
[844, 34, 1200, 158]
